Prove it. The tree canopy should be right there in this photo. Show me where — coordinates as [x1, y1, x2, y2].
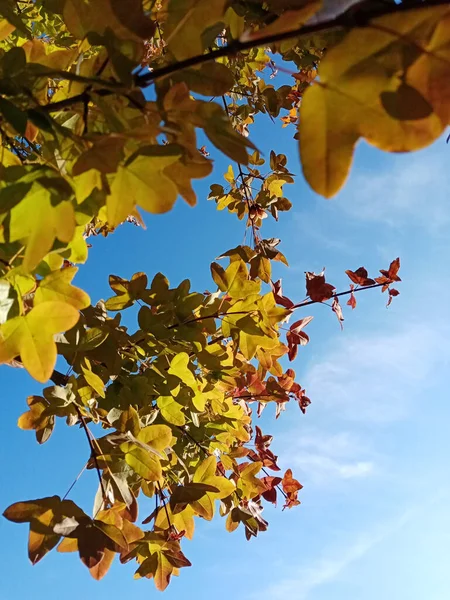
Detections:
[0, 0, 447, 590]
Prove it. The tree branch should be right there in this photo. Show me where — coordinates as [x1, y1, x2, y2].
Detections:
[39, 0, 449, 114]
[291, 282, 385, 310]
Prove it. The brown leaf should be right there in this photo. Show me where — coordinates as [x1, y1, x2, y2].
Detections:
[305, 270, 335, 302]
[89, 548, 115, 581]
[345, 266, 375, 286]
[379, 258, 401, 282]
[386, 288, 400, 307]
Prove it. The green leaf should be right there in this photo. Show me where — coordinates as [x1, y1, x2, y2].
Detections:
[0, 97, 27, 135]
[0, 279, 17, 324]
[2, 46, 26, 77]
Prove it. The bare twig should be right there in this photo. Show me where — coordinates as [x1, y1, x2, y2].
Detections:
[74, 405, 108, 506]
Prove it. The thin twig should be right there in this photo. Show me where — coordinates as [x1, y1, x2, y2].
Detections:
[74, 405, 108, 506]
[62, 461, 88, 500]
[290, 282, 385, 309]
[156, 481, 172, 529]
[221, 95, 259, 247]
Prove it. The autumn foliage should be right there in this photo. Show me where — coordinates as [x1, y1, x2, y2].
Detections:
[2, 0, 446, 590]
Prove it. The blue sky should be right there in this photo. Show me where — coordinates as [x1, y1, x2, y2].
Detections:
[1, 116, 450, 599]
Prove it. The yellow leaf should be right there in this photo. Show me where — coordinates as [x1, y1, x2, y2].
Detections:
[167, 352, 197, 390]
[124, 446, 162, 481]
[225, 260, 261, 299]
[163, 154, 212, 207]
[137, 424, 172, 453]
[0, 145, 21, 167]
[34, 267, 90, 310]
[191, 456, 235, 520]
[81, 359, 105, 398]
[165, 0, 227, 60]
[237, 461, 266, 498]
[155, 504, 195, 540]
[224, 164, 234, 184]
[22, 39, 77, 72]
[9, 188, 76, 272]
[107, 151, 180, 227]
[157, 396, 186, 426]
[0, 301, 80, 382]
[299, 6, 448, 197]
[407, 9, 450, 124]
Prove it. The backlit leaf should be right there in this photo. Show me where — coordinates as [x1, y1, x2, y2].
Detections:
[34, 267, 90, 310]
[0, 302, 80, 382]
[107, 151, 181, 227]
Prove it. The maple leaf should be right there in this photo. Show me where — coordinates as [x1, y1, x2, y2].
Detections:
[286, 316, 313, 361]
[107, 149, 181, 227]
[282, 469, 303, 510]
[34, 267, 90, 310]
[345, 267, 375, 286]
[0, 302, 80, 382]
[300, 6, 449, 197]
[378, 257, 402, 283]
[9, 191, 76, 272]
[305, 271, 336, 302]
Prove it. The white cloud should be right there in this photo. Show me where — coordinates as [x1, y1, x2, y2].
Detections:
[279, 430, 375, 485]
[337, 144, 450, 231]
[305, 323, 446, 423]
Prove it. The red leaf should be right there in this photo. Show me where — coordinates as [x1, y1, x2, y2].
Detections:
[386, 288, 400, 307]
[270, 279, 294, 309]
[281, 469, 302, 510]
[261, 476, 282, 505]
[290, 316, 314, 333]
[347, 290, 357, 309]
[305, 270, 335, 302]
[345, 267, 375, 286]
[379, 257, 401, 282]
